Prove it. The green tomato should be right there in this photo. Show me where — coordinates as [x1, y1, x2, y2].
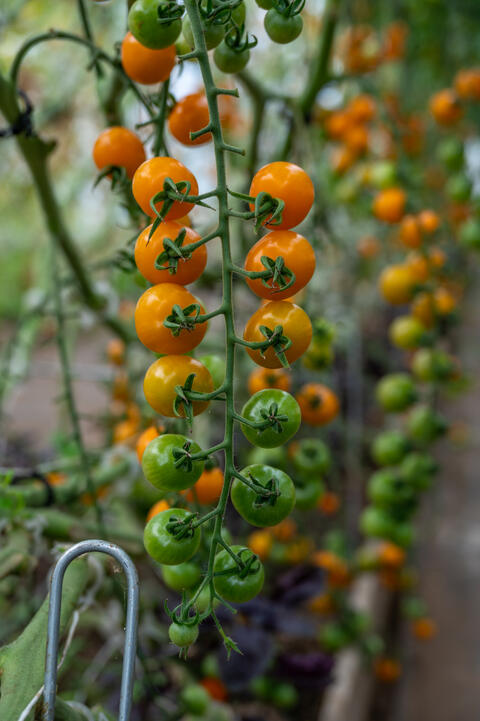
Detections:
[319, 623, 350, 652]
[189, 583, 220, 613]
[201, 653, 220, 678]
[407, 405, 448, 445]
[161, 561, 202, 591]
[392, 521, 414, 548]
[213, 545, 264, 602]
[142, 434, 204, 491]
[459, 217, 480, 251]
[241, 389, 301, 448]
[367, 469, 417, 509]
[436, 137, 464, 171]
[232, 464, 296, 527]
[371, 430, 410, 466]
[255, 0, 274, 8]
[168, 620, 199, 647]
[376, 373, 417, 412]
[264, 9, 303, 44]
[271, 682, 298, 709]
[360, 506, 396, 540]
[292, 438, 332, 474]
[199, 354, 226, 389]
[183, 16, 225, 50]
[250, 676, 273, 700]
[445, 173, 471, 203]
[144, 508, 201, 565]
[128, 0, 182, 49]
[181, 684, 210, 715]
[247, 445, 288, 470]
[214, 41, 250, 73]
[389, 315, 426, 350]
[411, 348, 455, 382]
[369, 161, 397, 189]
[400, 451, 437, 490]
[294, 477, 324, 510]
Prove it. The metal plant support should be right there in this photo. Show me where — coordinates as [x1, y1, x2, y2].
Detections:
[42, 539, 139, 721]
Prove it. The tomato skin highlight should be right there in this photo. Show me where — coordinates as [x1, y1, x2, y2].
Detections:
[121, 32, 176, 85]
[135, 222, 206, 286]
[249, 162, 314, 230]
[93, 127, 146, 179]
[132, 157, 198, 219]
[243, 301, 312, 368]
[143, 355, 214, 417]
[213, 545, 264, 603]
[168, 92, 212, 146]
[232, 464, 296, 527]
[244, 230, 315, 300]
[142, 433, 204, 491]
[135, 283, 207, 354]
[144, 508, 201, 564]
[241, 389, 301, 448]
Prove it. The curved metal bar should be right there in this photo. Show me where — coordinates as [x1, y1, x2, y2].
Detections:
[43, 540, 139, 721]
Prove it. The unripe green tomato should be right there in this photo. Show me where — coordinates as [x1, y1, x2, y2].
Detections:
[436, 136, 464, 171]
[189, 583, 220, 613]
[360, 506, 396, 539]
[445, 173, 472, 203]
[142, 434, 204, 491]
[264, 9, 303, 44]
[161, 561, 202, 591]
[241, 389, 301, 448]
[247, 445, 288, 469]
[371, 430, 410, 466]
[181, 683, 210, 715]
[319, 623, 350, 652]
[302, 339, 334, 370]
[182, 16, 225, 49]
[392, 521, 414, 548]
[367, 469, 417, 509]
[168, 620, 199, 647]
[255, 0, 274, 8]
[334, 176, 359, 203]
[292, 438, 332, 474]
[213, 545, 264, 602]
[369, 161, 397, 189]
[214, 41, 250, 73]
[271, 682, 298, 709]
[199, 354, 226, 389]
[144, 508, 201, 564]
[407, 405, 448, 444]
[376, 373, 417, 412]
[201, 653, 220, 678]
[459, 217, 480, 251]
[411, 348, 454, 382]
[400, 451, 437, 490]
[250, 676, 273, 700]
[294, 477, 324, 510]
[232, 464, 296, 526]
[389, 315, 426, 350]
[128, 0, 182, 49]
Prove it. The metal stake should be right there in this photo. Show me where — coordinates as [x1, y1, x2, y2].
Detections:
[43, 539, 139, 721]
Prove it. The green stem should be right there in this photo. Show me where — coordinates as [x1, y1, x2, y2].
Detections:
[77, 0, 103, 77]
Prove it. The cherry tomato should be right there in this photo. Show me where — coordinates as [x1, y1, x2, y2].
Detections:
[144, 508, 201, 564]
[168, 620, 199, 647]
[446, 173, 471, 203]
[371, 431, 410, 467]
[244, 230, 315, 300]
[181, 684, 210, 715]
[240, 389, 301, 448]
[411, 348, 455, 382]
[185, 466, 224, 505]
[459, 218, 480, 249]
[378, 264, 415, 305]
[232, 464, 296, 526]
[168, 93, 211, 146]
[136, 425, 161, 462]
[183, 16, 225, 49]
[264, 10, 303, 44]
[249, 162, 314, 230]
[146, 499, 170, 521]
[291, 438, 332, 473]
[121, 32, 176, 85]
[135, 221, 206, 285]
[372, 187, 406, 224]
[406, 405, 448, 445]
[360, 507, 397, 540]
[243, 301, 313, 369]
[389, 315, 426, 350]
[93, 127, 145, 179]
[436, 136, 464, 171]
[213, 545, 264, 602]
[295, 383, 339, 426]
[294, 477, 324, 510]
[400, 452, 437, 490]
[142, 433, 204, 491]
[162, 561, 202, 591]
[248, 367, 291, 395]
[132, 157, 199, 219]
[200, 676, 228, 702]
[128, 0, 182, 49]
[367, 469, 417, 510]
[144, 355, 213, 417]
[198, 354, 225, 389]
[376, 373, 417, 412]
[213, 42, 250, 73]
[135, 283, 207, 354]
[271, 683, 299, 709]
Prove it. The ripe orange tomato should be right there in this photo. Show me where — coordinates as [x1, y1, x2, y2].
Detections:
[247, 530, 273, 561]
[143, 355, 213, 417]
[405, 252, 429, 282]
[200, 677, 229, 702]
[417, 209, 440, 234]
[344, 124, 369, 154]
[93, 126, 146, 179]
[243, 301, 313, 369]
[357, 235, 380, 259]
[330, 145, 357, 175]
[379, 264, 415, 305]
[244, 230, 315, 300]
[317, 491, 341, 515]
[134, 221, 207, 285]
[347, 93, 376, 123]
[373, 187, 406, 223]
[374, 657, 401, 682]
[185, 467, 224, 505]
[121, 32, 176, 85]
[412, 617, 437, 640]
[249, 162, 314, 230]
[132, 157, 198, 219]
[399, 215, 422, 249]
[147, 499, 171, 522]
[454, 68, 480, 100]
[136, 425, 163, 462]
[324, 110, 353, 139]
[295, 383, 339, 426]
[247, 367, 291, 395]
[106, 338, 125, 366]
[113, 419, 139, 444]
[135, 283, 207, 354]
[168, 92, 211, 146]
[429, 89, 463, 126]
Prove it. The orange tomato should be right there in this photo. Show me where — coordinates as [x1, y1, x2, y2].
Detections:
[46, 472, 67, 487]
[344, 124, 369, 154]
[107, 338, 125, 366]
[132, 157, 198, 219]
[383, 21, 408, 60]
[357, 235, 380, 258]
[143, 355, 213, 417]
[295, 383, 339, 426]
[121, 32, 176, 85]
[271, 518, 297, 542]
[399, 215, 422, 249]
[324, 110, 353, 139]
[243, 301, 312, 368]
[93, 127, 146, 179]
[168, 92, 211, 146]
[412, 617, 437, 640]
[147, 499, 171, 522]
[112, 372, 130, 401]
[185, 467, 224, 505]
[134, 221, 206, 285]
[113, 419, 139, 444]
[249, 162, 314, 230]
[373, 187, 406, 223]
[330, 145, 358, 174]
[429, 89, 463, 126]
[377, 542, 406, 568]
[247, 367, 291, 395]
[454, 68, 480, 100]
[405, 252, 430, 282]
[347, 93, 376, 123]
[379, 264, 415, 305]
[200, 677, 228, 702]
[428, 247, 446, 269]
[374, 657, 401, 682]
[317, 491, 341, 515]
[417, 209, 440, 234]
[136, 425, 161, 462]
[247, 529, 273, 560]
[244, 230, 315, 300]
[135, 283, 207, 354]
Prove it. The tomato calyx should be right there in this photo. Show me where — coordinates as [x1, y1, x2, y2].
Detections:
[234, 470, 280, 505]
[253, 191, 285, 230]
[258, 324, 292, 367]
[199, 0, 243, 26]
[242, 255, 296, 293]
[154, 228, 192, 275]
[166, 511, 199, 539]
[164, 302, 205, 335]
[270, 0, 305, 17]
[156, 0, 184, 24]
[149, 178, 214, 232]
[172, 439, 199, 472]
[94, 164, 130, 191]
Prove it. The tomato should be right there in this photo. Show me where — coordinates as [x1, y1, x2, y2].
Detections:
[136, 425, 161, 462]
[291, 438, 332, 473]
[429, 88, 463, 126]
[369, 161, 396, 189]
[248, 529, 273, 560]
[135, 221, 206, 285]
[144, 355, 213, 417]
[372, 187, 406, 224]
[244, 230, 315, 300]
[232, 464, 295, 526]
[185, 466, 224, 505]
[320, 623, 350, 652]
[399, 215, 422, 249]
[162, 561, 202, 591]
[348, 94, 376, 122]
[411, 348, 455, 382]
[436, 136, 464, 170]
[198, 354, 225, 389]
[121, 32, 176, 85]
[168, 93, 211, 146]
[200, 676, 228, 702]
[93, 127, 145, 180]
[135, 283, 207, 354]
[181, 684, 210, 715]
[168, 620, 199, 647]
[249, 162, 314, 230]
[213, 545, 264, 602]
[371, 430, 410, 467]
[128, 0, 182, 49]
[360, 507, 397, 540]
[142, 433, 204, 491]
[400, 451, 437, 490]
[183, 16, 225, 50]
[417, 209, 440, 234]
[146, 499, 170, 521]
[367, 469, 417, 510]
[376, 373, 417, 412]
[213, 41, 250, 73]
[264, 9, 303, 44]
[445, 173, 471, 203]
[459, 217, 480, 250]
[389, 315, 426, 350]
[295, 383, 339, 426]
[248, 367, 291, 395]
[318, 491, 341, 515]
[272, 683, 298, 709]
[240, 389, 301, 448]
[406, 405, 448, 445]
[243, 301, 312, 369]
[379, 264, 415, 305]
[412, 617, 437, 640]
[144, 508, 201, 564]
[294, 477, 324, 510]
[132, 157, 199, 219]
